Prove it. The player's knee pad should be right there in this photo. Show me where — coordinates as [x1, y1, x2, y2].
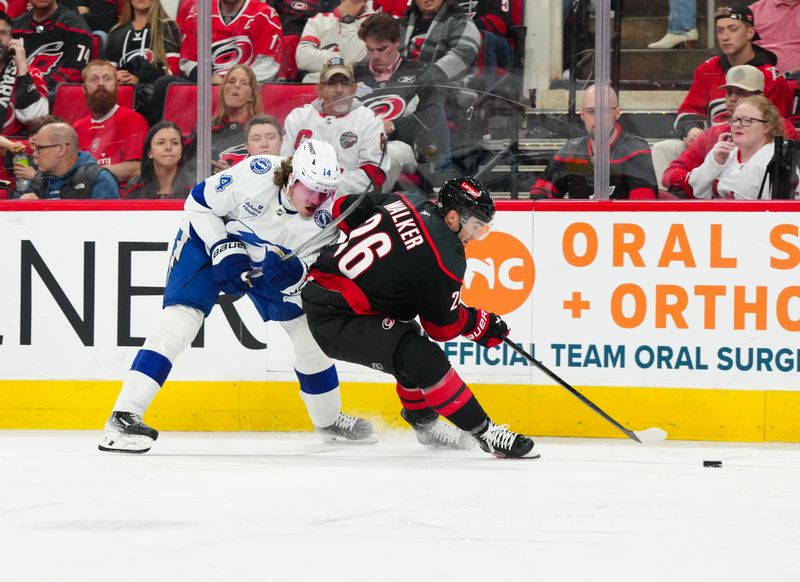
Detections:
[281, 315, 333, 375]
[142, 304, 204, 361]
[393, 331, 451, 389]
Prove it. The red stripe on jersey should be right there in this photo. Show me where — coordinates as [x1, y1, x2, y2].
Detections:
[420, 305, 469, 342]
[331, 196, 351, 235]
[299, 35, 320, 46]
[422, 368, 474, 417]
[396, 383, 428, 410]
[395, 193, 462, 284]
[308, 268, 378, 315]
[360, 163, 386, 188]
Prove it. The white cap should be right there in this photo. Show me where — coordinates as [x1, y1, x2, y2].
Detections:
[291, 139, 340, 195]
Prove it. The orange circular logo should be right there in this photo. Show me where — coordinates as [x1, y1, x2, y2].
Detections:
[462, 231, 535, 315]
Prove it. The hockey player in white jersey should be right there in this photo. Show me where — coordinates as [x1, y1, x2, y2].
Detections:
[280, 57, 397, 193]
[99, 139, 375, 453]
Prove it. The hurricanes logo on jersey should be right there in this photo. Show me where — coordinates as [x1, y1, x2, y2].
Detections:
[27, 42, 65, 76]
[363, 95, 406, 121]
[211, 36, 254, 73]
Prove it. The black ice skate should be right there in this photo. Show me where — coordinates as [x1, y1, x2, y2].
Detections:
[98, 411, 159, 454]
[401, 408, 475, 450]
[475, 421, 540, 459]
[316, 412, 376, 444]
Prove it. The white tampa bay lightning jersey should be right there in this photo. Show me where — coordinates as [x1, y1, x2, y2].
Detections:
[182, 155, 338, 264]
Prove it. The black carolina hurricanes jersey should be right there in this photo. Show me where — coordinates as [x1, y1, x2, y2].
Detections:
[308, 191, 471, 341]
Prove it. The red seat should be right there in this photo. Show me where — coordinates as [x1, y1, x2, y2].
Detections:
[91, 34, 102, 60]
[51, 83, 136, 125]
[260, 82, 317, 124]
[162, 83, 222, 136]
[278, 34, 300, 82]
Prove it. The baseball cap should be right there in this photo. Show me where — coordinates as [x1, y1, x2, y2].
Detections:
[715, 6, 761, 40]
[320, 57, 354, 83]
[719, 65, 764, 92]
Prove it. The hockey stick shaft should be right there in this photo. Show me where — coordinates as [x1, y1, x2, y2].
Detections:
[503, 337, 658, 444]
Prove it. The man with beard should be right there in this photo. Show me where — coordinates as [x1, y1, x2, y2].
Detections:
[281, 57, 389, 193]
[17, 121, 119, 199]
[11, 0, 92, 92]
[73, 59, 149, 191]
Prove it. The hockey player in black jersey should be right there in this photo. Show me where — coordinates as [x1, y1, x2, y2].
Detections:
[295, 177, 539, 459]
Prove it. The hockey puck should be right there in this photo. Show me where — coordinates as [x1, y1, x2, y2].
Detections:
[703, 460, 722, 467]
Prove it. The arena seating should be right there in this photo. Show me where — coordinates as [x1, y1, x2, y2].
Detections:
[51, 84, 136, 125]
[162, 83, 222, 136]
[277, 35, 300, 82]
[260, 82, 317, 123]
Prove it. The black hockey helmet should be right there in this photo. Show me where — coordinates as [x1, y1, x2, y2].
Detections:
[436, 177, 495, 224]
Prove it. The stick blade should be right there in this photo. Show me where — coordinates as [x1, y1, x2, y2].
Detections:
[634, 427, 668, 445]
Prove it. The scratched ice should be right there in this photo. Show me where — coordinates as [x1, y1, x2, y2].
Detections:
[1, 430, 798, 581]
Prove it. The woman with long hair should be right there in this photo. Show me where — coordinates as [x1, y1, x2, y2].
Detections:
[689, 95, 785, 199]
[125, 121, 194, 199]
[210, 64, 264, 171]
[104, 0, 181, 115]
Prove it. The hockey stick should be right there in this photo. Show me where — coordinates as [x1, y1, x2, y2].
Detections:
[503, 338, 668, 445]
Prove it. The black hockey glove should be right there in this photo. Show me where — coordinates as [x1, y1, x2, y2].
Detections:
[261, 244, 307, 295]
[210, 238, 251, 295]
[462, 307, 509, 348]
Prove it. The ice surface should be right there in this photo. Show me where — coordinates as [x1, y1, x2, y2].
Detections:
[1, 430, 798, 581]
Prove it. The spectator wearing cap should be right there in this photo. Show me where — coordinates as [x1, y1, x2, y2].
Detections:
[295, 0, 375, 83]
[650, 5, 793, 184]
[750, 0, 800, 78]
[281, 56, 390, 194]
[662, 65, 799, 197]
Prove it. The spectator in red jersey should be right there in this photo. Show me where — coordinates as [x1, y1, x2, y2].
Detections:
[12, 0, 93, 92]
[105, 0, 181, 119]
[530, 85, 658, 200]
[179, 0, 282, 84]
[662, 65, 799, 197]
[73, 59, 149, 189]
[651, 5, 793, 182]
[244, 113, 282, 156]
[125, 120, 194, 199]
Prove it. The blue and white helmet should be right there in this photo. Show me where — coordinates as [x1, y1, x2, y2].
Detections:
[291, 139, 340, 195]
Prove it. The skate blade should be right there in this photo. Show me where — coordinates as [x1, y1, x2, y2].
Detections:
[318, 434, 379, 445]
[98, 432, 154, 454]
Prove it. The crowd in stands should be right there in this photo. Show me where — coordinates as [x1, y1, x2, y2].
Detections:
[0, 0, 796, 201]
